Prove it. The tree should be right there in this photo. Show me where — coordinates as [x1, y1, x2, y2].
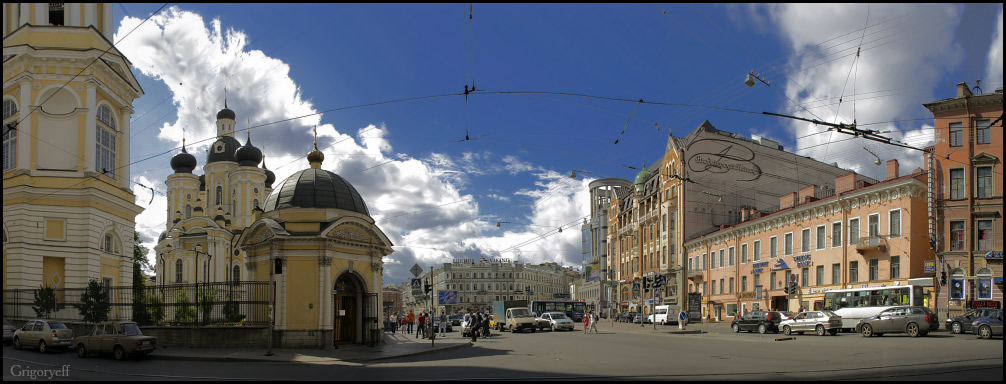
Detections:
[77, 279, 110, 324]
[32, 285, 57, 318]
[131, 231, 153, 325]
[174, 291, 195, 324]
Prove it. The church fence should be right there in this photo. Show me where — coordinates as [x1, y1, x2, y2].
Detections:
[2, 281, 271, 326]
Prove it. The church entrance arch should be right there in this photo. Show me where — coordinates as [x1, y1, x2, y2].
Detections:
[333, 272, 366, 345]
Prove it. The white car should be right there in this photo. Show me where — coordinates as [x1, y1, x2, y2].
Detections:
[540, 312, 575, 331]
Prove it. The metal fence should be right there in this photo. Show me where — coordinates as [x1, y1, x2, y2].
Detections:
[3, 282, 270, 326]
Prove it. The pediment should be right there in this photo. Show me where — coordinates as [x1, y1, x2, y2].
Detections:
[972, 152, 999, 164]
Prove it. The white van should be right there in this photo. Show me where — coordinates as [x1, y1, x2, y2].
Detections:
[649, 305, 681, 325]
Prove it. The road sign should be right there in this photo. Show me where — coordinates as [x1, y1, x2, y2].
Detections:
[410, 264, 424, 277]
[790, 273, 798, 283]
[411, 278, 423, 296]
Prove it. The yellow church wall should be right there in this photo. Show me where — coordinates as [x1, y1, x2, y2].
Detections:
[285, 258, 319, 329]
[285, 222, 320, 233]
[100, 255, 121, 286]
[328, 258, 374, 290]
[41, 257, 65, 289]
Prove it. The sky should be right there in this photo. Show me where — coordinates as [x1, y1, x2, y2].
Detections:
[110, 4, 1004, 286]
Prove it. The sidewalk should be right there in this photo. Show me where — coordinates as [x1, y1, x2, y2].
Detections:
[597, 319, 733, 335]
[153, 331, 471, 364]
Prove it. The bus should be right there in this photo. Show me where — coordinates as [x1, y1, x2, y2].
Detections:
[823, 285, 926, 331]
[529, 300, 587, 322]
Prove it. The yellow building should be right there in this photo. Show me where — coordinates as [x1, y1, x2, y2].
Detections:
[3, 3, 143, 294]
[236, 141, 393, 348]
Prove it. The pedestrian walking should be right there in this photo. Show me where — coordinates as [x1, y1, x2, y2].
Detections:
[439, 311, 448, 338]
[400, 316, 406, 334]
[417, 313, 426, 339]
[470, 311, 478, 343]
[588, 311, 599, 334]
[407, 310, 415, 334]
[583, 312, 590, 334]
[481, 311, 491, 338]
[389, 312, 398, 333]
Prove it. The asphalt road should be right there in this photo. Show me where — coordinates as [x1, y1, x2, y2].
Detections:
[3, 323, 1002, 381]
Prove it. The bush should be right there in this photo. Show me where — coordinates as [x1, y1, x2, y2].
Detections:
[174, 291, 195, 324]
[32, 285, 57, 318]
[77, 279, 110, 324]
[147, 296, 165, 325]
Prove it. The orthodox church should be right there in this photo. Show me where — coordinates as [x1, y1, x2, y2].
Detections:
[155, 104, 393, 348]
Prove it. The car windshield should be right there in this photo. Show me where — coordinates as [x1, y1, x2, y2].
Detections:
[47, 322, 68, 329]
[511, 309, 531, 317]
[121, 323, 143, 336]
[549, 313, 567, 319]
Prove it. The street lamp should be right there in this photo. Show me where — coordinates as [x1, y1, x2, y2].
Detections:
[744, 70, 770, 88]
[570, 169, 591, 179]
[159, 244, 172, 302]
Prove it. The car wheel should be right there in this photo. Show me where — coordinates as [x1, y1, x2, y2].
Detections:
[907, 323, 920, 337]
[828, 329, 838, 336]
[783, 325, 792, 335]
[861, 324, 873, 337]
[732, 324, 740, 333]
[113, 346, 126, 361]
[76, 344, 88, 358]
[531, 327, 536, 333]
[13, 337, 21, 350]
[979, 325, 992, 340]
[950, 322, 962, 334]
[816, 325, 826, 336]
[38, 340, 47, 354]
[758, 324, 767, 334]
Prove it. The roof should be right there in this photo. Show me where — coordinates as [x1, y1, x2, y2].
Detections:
[262, 168, 369, 215]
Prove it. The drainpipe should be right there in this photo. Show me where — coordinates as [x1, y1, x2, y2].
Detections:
[964, 94, 974, 306]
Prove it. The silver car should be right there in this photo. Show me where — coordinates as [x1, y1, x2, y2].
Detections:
[780, 310, 842, 336]
[856, 306, 940, 337]
[3, 320, 16, 345]
[540, 311, 575, 331]
[13, 320, 74, 353]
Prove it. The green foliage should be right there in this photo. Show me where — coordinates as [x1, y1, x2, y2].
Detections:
[174, 291, 195, 324]
[32, 285, 57, 318]
[199, 286, 217, 323]
[146, 295, 165, 325]
[77, 279, 110, 324]
[223, 300, 245, 323]
[132, 232, 152, 325]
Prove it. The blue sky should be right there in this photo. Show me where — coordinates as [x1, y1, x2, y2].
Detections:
[112, 4, 1003, 285]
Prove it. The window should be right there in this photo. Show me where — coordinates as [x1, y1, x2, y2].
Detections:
[770, 272, 777, 291]
[889, 210, 901, 238]
[712, 280, 717, 295]
[976, 268, 993, 299]
[185, 205, 192, 219]
[729, 247, 735, 266]
[103, 234, 113, 252]
[784, 233, 794, 255]
[801, 267, 808, 287]
[784, 270, 792, 289]
[770, 236, 778, 258]
[753, 274, 760, 290]
[232, 266, 241, 285]
[950, 221, 966, 251]
[741, 243, 748, 264]
[729, 277, 734, 293]
[832, 263, 840, 285]
[753, 240, 761, 261]
[215, 186, 223, 206]
[975, 119, 990, 145]
[175, 260, 183, 283]
[832, 222, 842, 247]
[49, 3, 65, 26]
[948, 122, 962, 147]
[890, 256, 900, 280]
[96, 106, 117, 179]
[741, 276, 747, 292]
[950, 269, 965, 299]
[869, 259, 879, 281]
[719, 249, 725, 268]
[950, 169, 965, 199]
[868, 214, 879, 238]
[976, 219, 994, 251]
[850, 261, 859, 283]
[801, 228, 811, 252]
[720, 279, 725, 295]
[2, 99, 17, 171]
[816, 265, 824, 286]
[976, 166, 993, 198]
[816, 225, 825, 250]
[849, 218, 860, 245]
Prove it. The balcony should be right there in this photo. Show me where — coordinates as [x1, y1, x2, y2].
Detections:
[687, 270, 703, 280]
[855, 235, 888, 255]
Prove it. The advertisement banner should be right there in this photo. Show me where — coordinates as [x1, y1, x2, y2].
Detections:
[438, 290, 459, 305]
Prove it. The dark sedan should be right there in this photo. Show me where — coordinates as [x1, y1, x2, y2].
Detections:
[972, 309, 1003, 339]
[856, 306, 939, 337]
[946, 309, 998, 334]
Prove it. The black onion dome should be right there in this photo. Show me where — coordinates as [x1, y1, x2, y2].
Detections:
[262, 162, 276, 188]
[234, 135, 262, 166]
[170, 146, 197, 173]
[216, 104, 236, 120]
[262, 168, 369, 215]
[206, 136, 242, 164]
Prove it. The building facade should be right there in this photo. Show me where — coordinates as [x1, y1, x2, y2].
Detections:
[4, 3, 144, 294]
[924, 82, 1003, 313]
[685, 163, 934, 321]
[414, 259, 578, 315]
[583, 178, 632, 315]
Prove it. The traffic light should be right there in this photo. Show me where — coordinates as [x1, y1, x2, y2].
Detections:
[783, 284, 790, 294]
[940, 271, 947, 286]
[643, 277, 651, 292]
[424, 281, 432, 294]
[789, 281, 798, 295]
[274, 258, 283, 274]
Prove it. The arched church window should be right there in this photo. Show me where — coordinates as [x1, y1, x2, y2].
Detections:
[233, 266, 241, 286]
[103, 234, 114, 252]
[216, 186, 223, 206]
[185, 205, 192, 219]
[175, 260, 183, 283]
[3, 99, 17, 171]
[95, 105, 117, 179]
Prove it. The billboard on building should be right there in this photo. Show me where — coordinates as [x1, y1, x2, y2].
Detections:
[438, 290, 459, 305]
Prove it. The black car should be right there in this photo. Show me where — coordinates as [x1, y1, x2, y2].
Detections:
[946, 309, 999, 334]
[619, 312, 637, 323]
[731, 311, 788, 334]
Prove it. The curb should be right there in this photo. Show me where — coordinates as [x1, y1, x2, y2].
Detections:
[150, 342, 473, 364]
[352, 341, 473, 363]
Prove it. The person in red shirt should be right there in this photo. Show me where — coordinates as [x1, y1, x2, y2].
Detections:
[417, 313, 427, 339]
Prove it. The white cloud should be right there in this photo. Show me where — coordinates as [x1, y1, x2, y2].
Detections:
[758, 4, 965, 180]
[986, 7, 1004, 88]
[115, 7, 588, 284]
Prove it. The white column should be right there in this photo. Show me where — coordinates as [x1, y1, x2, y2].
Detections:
[84, 82, 96, 173]
[19, 4, 30, 26]
[35, 3, 47, 25]
[84, 3, 94, 28]
[119, 106, 132, 190]
[68, 3, 80, 27]
[18, 80, 32, 170]
[101, 3, 112, 40]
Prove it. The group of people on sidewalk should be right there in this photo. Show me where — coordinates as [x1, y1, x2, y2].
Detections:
[389, 310, 449, 339]
[583, 311, 600, 334]
[467, 310, 492, 343]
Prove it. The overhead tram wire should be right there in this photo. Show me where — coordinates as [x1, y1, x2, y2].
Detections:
[821, 4, 871, 164]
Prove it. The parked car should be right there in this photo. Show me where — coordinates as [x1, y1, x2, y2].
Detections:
[449, 314, 464, 326]
[780, 310, 843, 336]
[13, 320, 74, 353]
[75, 321, 156, 360]
[972, 309, 1003, 340]
[731, 311, 788, 334]
[540, 311, 575, 331]
[617, 312, 636, 323]
[489, 314, 505, 332]
[461, 314, 475, 337]
[3, 319, 16, 345]
[856, 306, 939, 337]
[946, 309, 999, 334]
[534, 312, 551, 330]
[431, 316, 453, 332]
